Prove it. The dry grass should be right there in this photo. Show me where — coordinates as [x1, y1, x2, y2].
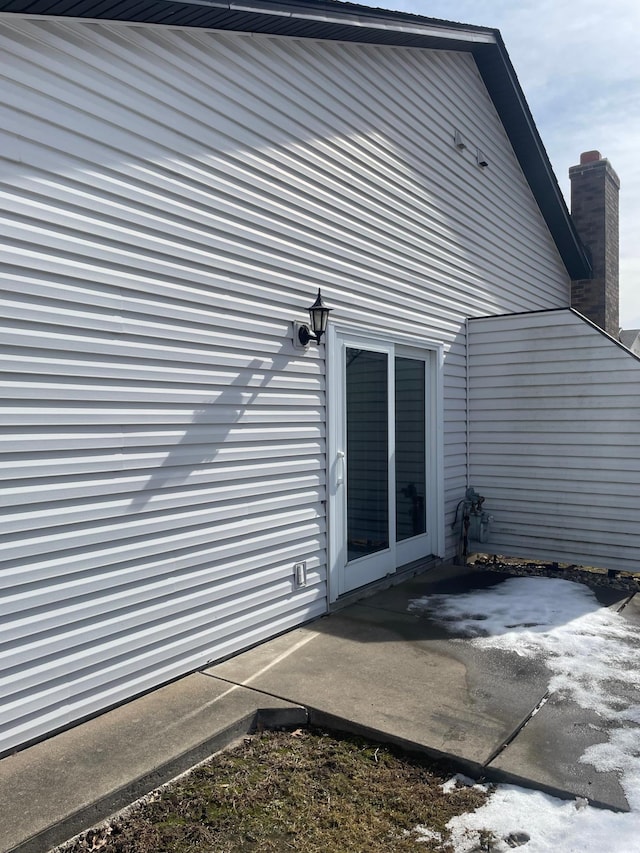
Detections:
[59, 728, 488, 853]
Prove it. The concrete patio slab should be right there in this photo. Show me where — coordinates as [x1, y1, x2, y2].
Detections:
[207, 568, 553, 768]
[489, 692, 629, 811]
[0, 673, 305, 853]
[1, 563, 635, 853]
[620, 591, 640, 626]
[207, 564, 634, 811]
[354, 561, 630, 613]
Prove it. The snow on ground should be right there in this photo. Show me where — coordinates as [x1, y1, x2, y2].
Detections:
[408, 578, 640, 852]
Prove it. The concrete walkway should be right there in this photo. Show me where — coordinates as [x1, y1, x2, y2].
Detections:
[1, 563, 635, 853]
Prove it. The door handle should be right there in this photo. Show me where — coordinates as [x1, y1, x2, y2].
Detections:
[336, 450, 345, 485]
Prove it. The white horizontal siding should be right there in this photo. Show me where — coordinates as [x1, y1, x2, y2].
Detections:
[469, 310, 640, 571]
[1, 15, 572, 752]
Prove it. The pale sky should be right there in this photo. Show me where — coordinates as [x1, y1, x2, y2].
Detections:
[374, 0, 640, 329]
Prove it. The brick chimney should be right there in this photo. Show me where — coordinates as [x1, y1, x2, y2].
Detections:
[569, 151, 620, 336]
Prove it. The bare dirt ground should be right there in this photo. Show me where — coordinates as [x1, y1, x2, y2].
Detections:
[470, 554, 640, 594]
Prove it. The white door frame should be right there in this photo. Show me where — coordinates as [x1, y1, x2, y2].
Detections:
[326, 323, 445, 603]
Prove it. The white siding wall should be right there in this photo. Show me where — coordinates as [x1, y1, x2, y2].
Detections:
[469, 309, 640, 571]
[1, 16, 570, 752]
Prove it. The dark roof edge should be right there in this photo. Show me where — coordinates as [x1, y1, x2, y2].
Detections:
[228, 0, 498, 37]
[469, 308, 640, 361]
[471, 34, 590, 280]
[569, 308, 640, 360]
[468, 307, 577, 321]
[0, 0, 591, 280]
[0, 0, 498, 42]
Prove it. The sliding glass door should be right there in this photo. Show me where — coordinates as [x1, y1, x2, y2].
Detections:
[330, 332, 435, 596]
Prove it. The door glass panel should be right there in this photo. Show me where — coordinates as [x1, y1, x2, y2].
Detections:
[346, 348, 389, 561]
[395, 356, 426, 541]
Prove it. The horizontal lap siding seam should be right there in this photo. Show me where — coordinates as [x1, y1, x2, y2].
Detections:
[1, 18, 570, 752]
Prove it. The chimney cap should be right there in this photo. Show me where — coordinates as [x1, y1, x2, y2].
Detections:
[580, 150, 602, 164]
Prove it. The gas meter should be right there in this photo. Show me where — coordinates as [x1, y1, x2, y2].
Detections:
[452, 487, 493, 559]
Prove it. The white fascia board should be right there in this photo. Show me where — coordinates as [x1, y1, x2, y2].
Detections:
[230, 3, 497, 44]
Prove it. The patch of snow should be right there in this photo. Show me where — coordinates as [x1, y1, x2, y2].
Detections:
[440, 773, 479, 793]
[447, 785, 638, 853]
[412, 825, 443, 843]
[410, 578, 640, 852]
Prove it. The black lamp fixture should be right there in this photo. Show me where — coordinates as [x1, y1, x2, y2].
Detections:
[297, 288, 332, 347]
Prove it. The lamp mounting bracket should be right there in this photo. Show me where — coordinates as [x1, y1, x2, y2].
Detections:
[293, 321, 312, 349]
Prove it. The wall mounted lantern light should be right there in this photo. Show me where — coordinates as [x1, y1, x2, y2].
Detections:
[295, 288, 333, 348]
